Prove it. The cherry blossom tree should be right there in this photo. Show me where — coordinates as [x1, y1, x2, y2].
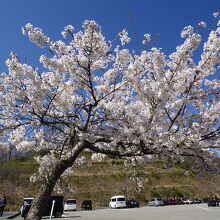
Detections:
[0, 15, 220, 219]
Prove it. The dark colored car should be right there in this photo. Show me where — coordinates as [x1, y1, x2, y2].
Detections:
[126, 199, 140, 208]
[81, 200, 92, 210]
[165, 198, 184, 205]
[207, 198, 219, 207]
[192, 198, 203, 204]
[21, 196, 64, 218]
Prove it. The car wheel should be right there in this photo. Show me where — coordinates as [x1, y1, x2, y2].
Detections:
[54, 211, 62, 218]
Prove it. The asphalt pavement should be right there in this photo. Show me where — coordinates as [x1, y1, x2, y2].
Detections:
[2, 204, 220, 220]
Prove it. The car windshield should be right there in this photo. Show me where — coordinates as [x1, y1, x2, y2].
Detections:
[24, 199, 33, 204]
[117, 198, 125, 201]
[66, 200, 76, 204]
[83, 200, 91, 205]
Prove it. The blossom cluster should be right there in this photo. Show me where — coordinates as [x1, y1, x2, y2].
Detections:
[61, 25, 74, 38]
[143, 33, 151, 44]
[198, 21, 206, 28]
[118, 29, 131, 45]
[22, 23, 49, 48]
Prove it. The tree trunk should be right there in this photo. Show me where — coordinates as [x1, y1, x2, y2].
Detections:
[25, 141, 87, 220]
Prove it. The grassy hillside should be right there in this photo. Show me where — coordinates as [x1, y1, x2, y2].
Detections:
[1, 155, 220, 211]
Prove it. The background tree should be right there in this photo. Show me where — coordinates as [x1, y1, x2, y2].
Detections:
[0, 16, 219, 219]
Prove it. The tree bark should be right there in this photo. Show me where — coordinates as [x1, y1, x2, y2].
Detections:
[25, 141, 88, 220]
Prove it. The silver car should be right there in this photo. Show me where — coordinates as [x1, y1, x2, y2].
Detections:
[64, 199, 77, 211]
[148, 198, 164, 206]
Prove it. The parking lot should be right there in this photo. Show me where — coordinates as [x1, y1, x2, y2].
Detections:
[2, 204, 220, 220]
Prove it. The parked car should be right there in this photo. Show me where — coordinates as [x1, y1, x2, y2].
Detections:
[126, 199, 139, 208]
[20, 196, 64, 218]
[183, 198, 193, 204]
[148, 198, 164, 206]
[109, 195, 127, 208]
[207, 198, 219, 207]
[64, 199, 77, 211]
[192, 198, 203, 204]
[166, 198, 184, 205]
[81, 200, 92, 210]
[20, 198, 34, 215]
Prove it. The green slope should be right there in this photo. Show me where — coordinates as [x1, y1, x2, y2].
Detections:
[0, 155, 220, 211]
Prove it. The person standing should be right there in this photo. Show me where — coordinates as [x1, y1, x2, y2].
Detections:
[0, 197, 7, 217]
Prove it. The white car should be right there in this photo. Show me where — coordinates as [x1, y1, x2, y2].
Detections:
[109, 195, 126, 208]
[148, 198, 164, 206]
[183, 199, 193, 204]
[64, 199, 77, 211]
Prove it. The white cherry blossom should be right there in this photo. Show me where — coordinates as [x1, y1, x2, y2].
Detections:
[143, 33, 151, 44]
[213, 12, 219, 18]
[118, 29, 131, 45]
[0, 19, 219, 220]
[61, 25, 74, 38]
[181, 25, 194, 38]
[198, 21, 206, 28]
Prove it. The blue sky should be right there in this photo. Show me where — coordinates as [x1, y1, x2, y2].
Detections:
[0, 0, 219, 71]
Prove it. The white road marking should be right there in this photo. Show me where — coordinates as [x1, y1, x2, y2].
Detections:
[197, 206, 220, 212]
[197, 206, 211, 211]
